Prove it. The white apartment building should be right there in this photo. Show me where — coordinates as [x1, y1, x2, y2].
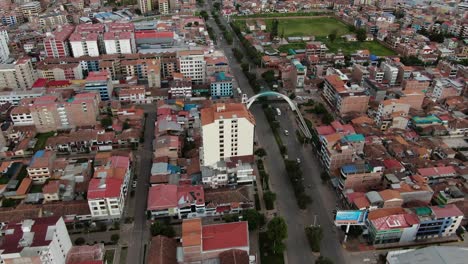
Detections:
[382, 62, 399, 86]
[177, 50, 206, 84]
[27, 150, 56, 184]
[118, 86, 151, 103]
[87, 156, 131, 220]
[0, 217, 72, 264]
[169, 80, 192, 98]
[138, 0, 153, 13]
[0, 30, 10, 64]
[0, 89, 45, 105]
[70, 34, 100, 57]
[201, 161, 255, 188]
[0, 57, 37, 90]
[201, 103, 255, 167]
[159, 0, 169, 14]
[20, 1, 42, 17]
[10, 106, 35, 126]
[103, 32, 135, 55]
[431, 78, 464, 100]
[375, 99, 410, 130]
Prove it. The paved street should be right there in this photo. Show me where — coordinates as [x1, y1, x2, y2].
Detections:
[203, 3, 350, 262]
[126, 111, 156, 264]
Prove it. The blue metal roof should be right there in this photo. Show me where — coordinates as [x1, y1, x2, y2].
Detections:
[341, 164, 358, 174]
[30, 150, 45, 165]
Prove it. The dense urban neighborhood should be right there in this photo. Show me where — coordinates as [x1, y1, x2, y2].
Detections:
[0, 0, 468, 264]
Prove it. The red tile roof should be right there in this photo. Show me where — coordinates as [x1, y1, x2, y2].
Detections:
[87, 178, 122, 199]
[135, 31, 173, 39]
[147, 184, 178, 210]
[417, 166, 456, 177]
[431, 204, 463, 218]
[202, 221, 249, 251]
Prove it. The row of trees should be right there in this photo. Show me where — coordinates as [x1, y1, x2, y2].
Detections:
[232, 48, 244, 62]
[284, 160, 312, 209]
[230, 22, 262, 66]
[212, 12, 233, 45]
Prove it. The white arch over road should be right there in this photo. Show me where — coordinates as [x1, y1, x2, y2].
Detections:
[244, 91, 312, 139]
[246, 91, 298, 111]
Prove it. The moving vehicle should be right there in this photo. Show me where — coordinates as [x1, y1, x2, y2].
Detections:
[284, 130, 289, 136]
[276, 108, 281, 116]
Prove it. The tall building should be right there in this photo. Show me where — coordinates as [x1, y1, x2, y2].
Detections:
[0, 30, 9, 63]
[36, 61, 84, 80]
[87, 155, 131, 220]
[0, 217, 72, 264]
[20, 1, 42, 17]
[104, 23, 136, 55]
[381, 61, 399, 86]
[43, 25, 75, 58]
[26, 93, 100, 132]
[0, 57, 37, 90]
[178, 50, 206, 84]
[69, 24, 105, 57]
[104, 32, 135, 55]
[84, 71, 113, 100]
[139, 0, 153, 14]
[201, 103, 255, 167]
[322, 74, 369, 117]
[159, 0, 169, 14]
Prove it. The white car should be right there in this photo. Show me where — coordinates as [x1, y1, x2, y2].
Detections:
[296, 158, 301, 164]
[284, 130, 289, 136]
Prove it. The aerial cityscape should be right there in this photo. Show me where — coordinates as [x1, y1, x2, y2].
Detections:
[0, 0, 467, 263]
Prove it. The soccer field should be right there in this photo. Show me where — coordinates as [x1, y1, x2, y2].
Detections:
[267, 17, 351, 37]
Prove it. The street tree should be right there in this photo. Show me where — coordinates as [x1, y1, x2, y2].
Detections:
[254, 148, 267, 157]
[262, 70, 275, 84]
[242, 209, 265, 230]
[316, 256, 334, 264]
[74, 237, 85, 245]
[111, 234, 120, 244]
[100, 117, 112, 128]
[267, 217, 288, 254]
[150, 221, 175, 237]
[305, 226, 323, 252]
[263, 191, 277, 210]
[356, 29, 367, 42]
[271, 19, 279, 37]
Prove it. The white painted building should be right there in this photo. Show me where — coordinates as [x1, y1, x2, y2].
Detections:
[10, 106, 34, 126]
[87, 156, 131, 220]
[169, 80, 192, 98]
[0, 30, 10, 64]
[382, 62, 399, 86]
[177, 50, 206, 84]
[69, 34, 100, 57]
[159, 0, 169, 15]
[103, 32, 135, 55]
[201, 103, 255, 167]
[0, 217, 72, 264]
[201, 160, 255, 188]
[0, 57, 37, 90]
[0, 89, 45, 105]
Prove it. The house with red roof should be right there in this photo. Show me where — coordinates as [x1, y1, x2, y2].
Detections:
[87, 155, 131, 220]
[417, 166, 456, 181]
[180, 218, 250, 262]
[147, 184, 205, 219]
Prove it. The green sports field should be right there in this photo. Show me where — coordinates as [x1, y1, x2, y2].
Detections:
[266, 17, 351, 37]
